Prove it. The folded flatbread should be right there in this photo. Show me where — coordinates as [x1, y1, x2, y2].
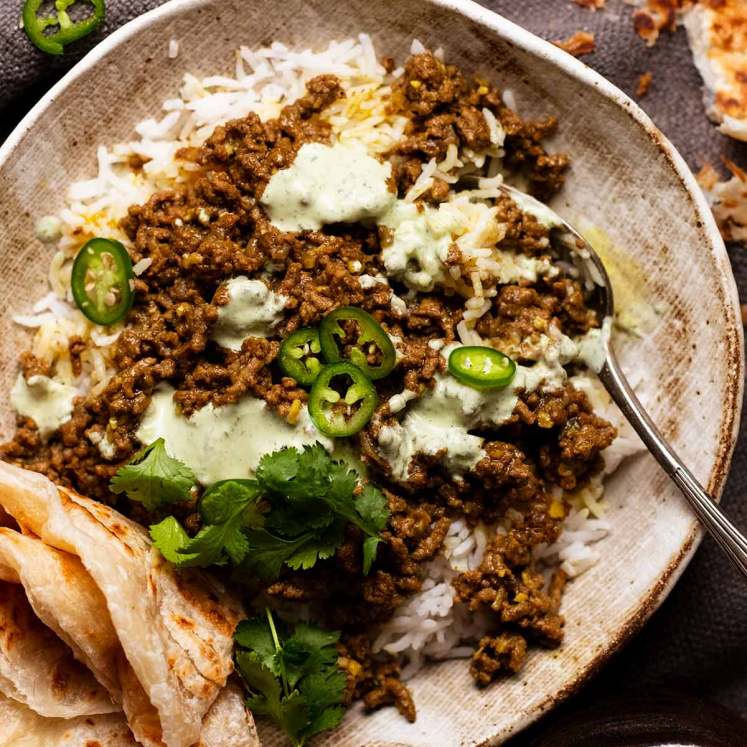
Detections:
[0, 581, 117, 718]
[0, 683, 257, 747]
[0, 527, 121, 699]
[0, 462, 257, 747]
[0, 692, 137, 747]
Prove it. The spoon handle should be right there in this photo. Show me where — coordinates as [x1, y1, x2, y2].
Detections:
[599, 349, 747, 579]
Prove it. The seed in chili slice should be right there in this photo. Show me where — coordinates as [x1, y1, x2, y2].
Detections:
[319, 306, 396, 380]
[278, 327, 323, 386]
[308, 362, 377, 437]
[447, 346, 516, 390]
[71, 238, 135, 326]
[23, 0, 106, 56]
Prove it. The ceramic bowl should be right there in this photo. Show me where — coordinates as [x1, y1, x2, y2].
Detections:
[0, 1, 742, 744]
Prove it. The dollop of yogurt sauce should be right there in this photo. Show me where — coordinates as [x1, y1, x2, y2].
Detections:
[378, 329, 597, 482]
[211, 277, 287, 351]
[10, 374, 78, 440]
[262, 142, 563, 293]
[136, 385, 331, 485]
[261, 142, 396, 231]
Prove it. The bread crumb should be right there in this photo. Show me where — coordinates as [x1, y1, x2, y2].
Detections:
[698, 160, 747, 243]
[574, 0, 605, 9]
[632, 0, 693, 47]
[552, 31, 596, 58]
[636, 71, 653, 98]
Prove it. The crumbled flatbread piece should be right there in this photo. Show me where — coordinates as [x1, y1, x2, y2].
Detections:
[552, 31, 596, 57]
[574, 0, 605, 10]
[630, 0, 693, 46]
[697, 161, 747, 243]
[636, 71, 654, 97]
[684, 0, 747, 141]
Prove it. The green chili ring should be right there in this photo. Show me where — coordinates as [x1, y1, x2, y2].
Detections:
[71, 238, 135, 326]
[319, 306, 396, 380]
[448, 346, 516, 390]
[308, 362, 377, 437]
[23, 0, 105, 56]
[278, 327, 323, 386]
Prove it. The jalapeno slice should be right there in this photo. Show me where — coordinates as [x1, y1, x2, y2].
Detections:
[308, 362, 377, 437]
[448, 346, 516, 390]
[23, 0, 105, 56]
[278, 328, 322, 386]
[319, 307, 396, 381]
[71, 238, 134, 326]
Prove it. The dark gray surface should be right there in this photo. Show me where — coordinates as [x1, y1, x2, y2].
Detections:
[1, 0, 746, 740]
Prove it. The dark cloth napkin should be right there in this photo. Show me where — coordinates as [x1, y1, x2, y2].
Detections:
[1, 0, 746, 741]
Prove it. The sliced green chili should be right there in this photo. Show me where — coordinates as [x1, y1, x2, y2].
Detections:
[278, 327, 322, 386]
[448, 346, 516, 390]
[71, 238, 134, 326]
[23, 0, 105, 56]
[308, 362, 377, 437]
[319, 306, 396, 381]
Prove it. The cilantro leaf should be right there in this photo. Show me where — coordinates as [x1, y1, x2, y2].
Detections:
[257, 444, 333, 504]
[179, 521, 247, 566]
[234, 618, 279, 673]
[264, 501, 335, 537]
[355, 484, 390, 534]
[281, 623, 340, 689]
[303, 703, 345, 739]
[234, 612, 346, 747]
[362, 536, 381, 575]
[149, 517, 200, 567]
[152, 442, 389, 580]
[150, 479, 264, 568]
[241, 530, 316, 581]
[299, 670, 347, 740]
[237, 651, 309, 746]
[256, 448, 302, 493]
[200, 480, 263, 525]
[284, 521, 345, 572]
[110, 438, 196, 511]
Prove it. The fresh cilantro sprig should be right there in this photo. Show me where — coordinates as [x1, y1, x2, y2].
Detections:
[110, 438, 196, 511]
[150, 480, 264, 567]
[149, 443, 390, 578]
[234, 610, 346, 747]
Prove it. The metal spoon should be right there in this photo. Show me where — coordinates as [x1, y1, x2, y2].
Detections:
[501, 184, 747, 578]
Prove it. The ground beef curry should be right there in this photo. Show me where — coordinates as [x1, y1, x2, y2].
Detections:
[1, 53, 616, 720]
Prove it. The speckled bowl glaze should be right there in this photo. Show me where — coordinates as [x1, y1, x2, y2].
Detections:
[0, 1, 742, 745]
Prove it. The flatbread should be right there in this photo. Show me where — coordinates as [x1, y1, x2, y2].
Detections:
[685, 0, 747, 141]
[0, 692, 137, 747]
[0, 461, 247, 747]
[0, 526, 179, 747]
[0, 528, 121, 698]
[0, 684, 256, 747]
[198, 681, 261, 747]
[697, 161, 747, 243]
[0, 582, 117, 718]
